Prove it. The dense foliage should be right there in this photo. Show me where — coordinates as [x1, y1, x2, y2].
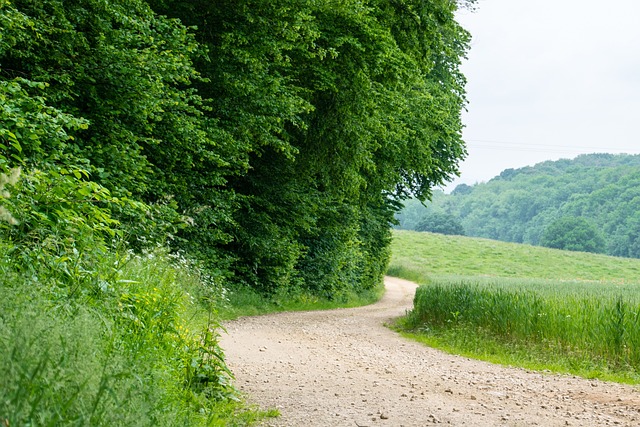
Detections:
[540, 216, 605, 254]
[415, 211, 465, 235]
[1, 0, 470, 294]
[1, 0, 470, 424]
[144, 0, 471, 294]
[397, 153, 640, 257]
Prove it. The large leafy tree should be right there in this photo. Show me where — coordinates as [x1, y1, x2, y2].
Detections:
[285, 0, 470, 293]
[146, 0, 471, 293]
[3, 0, 471, 295]
[416, 212, 465, 235]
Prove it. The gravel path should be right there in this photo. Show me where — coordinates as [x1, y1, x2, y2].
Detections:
[220, 277, 640, 426]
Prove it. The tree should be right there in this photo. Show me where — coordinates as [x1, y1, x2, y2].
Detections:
[148, 0, 472, 294]
[540, 216, 605, 254]
[4, 0, 472, 295]
[415, 212, 465, 235]
[452, 183, 473, 195]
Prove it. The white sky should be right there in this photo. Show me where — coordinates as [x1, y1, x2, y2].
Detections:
[445, 0, 640, 190]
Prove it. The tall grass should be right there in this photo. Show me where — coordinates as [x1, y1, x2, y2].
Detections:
[0, 242, 272, 426]
[406, 279, 640, 371]
[390, 230, 640, 383]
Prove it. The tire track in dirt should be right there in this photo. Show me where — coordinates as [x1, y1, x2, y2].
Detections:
[221, 277, 640, 426]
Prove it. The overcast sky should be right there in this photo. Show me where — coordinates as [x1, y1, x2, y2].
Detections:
[445, 0, 640, 190]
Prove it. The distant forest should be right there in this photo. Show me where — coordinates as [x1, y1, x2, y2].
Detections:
[397, 153, 640, 258]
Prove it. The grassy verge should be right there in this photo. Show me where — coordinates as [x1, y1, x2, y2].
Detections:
[389, 230, 640, 384]
[0, 243, 277, 426]
[394, 325, 639, 384]
[218, 283, 385, 321]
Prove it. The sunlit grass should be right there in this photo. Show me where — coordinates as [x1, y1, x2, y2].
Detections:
[389, 230, 640, 384]
[0, 243, 274, 426]
[389, 230, 640, 283]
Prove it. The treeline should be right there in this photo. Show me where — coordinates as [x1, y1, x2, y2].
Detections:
[397, 153, 640, 258]
[1, 0, 470, 296]
[1, 1, 470, 424]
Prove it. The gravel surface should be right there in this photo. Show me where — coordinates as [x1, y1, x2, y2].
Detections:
[221, 277, 640, 426]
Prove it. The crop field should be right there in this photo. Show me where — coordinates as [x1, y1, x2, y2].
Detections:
[389, 230, 640, 383]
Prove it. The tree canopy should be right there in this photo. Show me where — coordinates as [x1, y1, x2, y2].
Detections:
[1, 0, 471, 295]
[540, 216, 606, 253]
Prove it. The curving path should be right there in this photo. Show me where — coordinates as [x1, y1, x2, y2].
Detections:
[221, 277, 640, 426]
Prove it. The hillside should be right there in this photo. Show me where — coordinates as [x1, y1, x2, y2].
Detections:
[396, 153, 640, 258]
[389, 229, 640, 284]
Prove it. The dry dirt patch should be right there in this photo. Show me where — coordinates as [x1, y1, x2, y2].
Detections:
[221, 277, 640, 426]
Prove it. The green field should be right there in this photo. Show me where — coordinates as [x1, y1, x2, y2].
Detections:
[389, 230, 640, 383]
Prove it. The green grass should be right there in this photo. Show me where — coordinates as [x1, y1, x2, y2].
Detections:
[0, 225, 384, 427]
[218, 283, 385, 321]
[389, 229, 640, 284]
[389, 230, 640, 384]
[0, 243, 277, 427]
[394, 326, 638, 384]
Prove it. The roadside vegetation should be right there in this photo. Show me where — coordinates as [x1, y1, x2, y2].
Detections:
[0, 234, 274, 426]
[390, 230, 640, 384]
[219, 285, 384, 321]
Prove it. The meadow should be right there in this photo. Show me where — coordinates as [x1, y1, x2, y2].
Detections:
[389, 230, 640, 383]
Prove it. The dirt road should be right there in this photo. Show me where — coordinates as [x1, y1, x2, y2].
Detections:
[221, 277, 640, 426]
